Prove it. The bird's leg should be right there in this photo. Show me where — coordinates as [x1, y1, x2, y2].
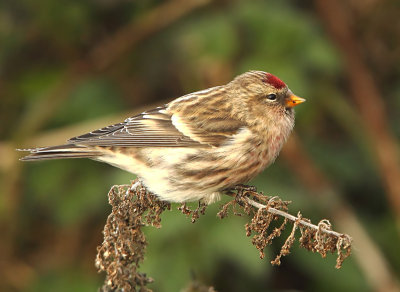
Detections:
[223, 184, 257, 208]
[229, 184, 257, 193]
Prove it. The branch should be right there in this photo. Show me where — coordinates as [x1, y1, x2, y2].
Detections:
[219, 187, 352, 269]
[96, 181, 353, 291]
[244, 195, 346, 239]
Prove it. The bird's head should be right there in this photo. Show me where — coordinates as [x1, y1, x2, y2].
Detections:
[229, 71, 305, 125]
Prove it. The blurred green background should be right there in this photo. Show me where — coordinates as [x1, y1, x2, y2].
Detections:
[1, 0, 400, 291]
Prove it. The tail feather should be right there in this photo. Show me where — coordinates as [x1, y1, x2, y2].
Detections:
[18, 144, 102, 161]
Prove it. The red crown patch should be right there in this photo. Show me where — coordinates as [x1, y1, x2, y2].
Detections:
[265, 73, 286, 89]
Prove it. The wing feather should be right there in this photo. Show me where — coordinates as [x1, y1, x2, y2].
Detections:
[68, 95, 245, 148]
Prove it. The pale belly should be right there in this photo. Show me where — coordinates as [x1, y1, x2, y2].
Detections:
[97, 128, 286, 203]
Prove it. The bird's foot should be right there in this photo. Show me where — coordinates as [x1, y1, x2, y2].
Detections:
[230, 184, 257, 193]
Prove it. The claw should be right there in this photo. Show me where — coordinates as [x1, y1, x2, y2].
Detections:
[232, 184, 257, 192]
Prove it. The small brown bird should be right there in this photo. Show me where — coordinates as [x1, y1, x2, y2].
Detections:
[19, 71, 305, 203]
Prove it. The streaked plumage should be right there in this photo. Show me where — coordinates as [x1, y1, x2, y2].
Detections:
[19, 71, 305, 203]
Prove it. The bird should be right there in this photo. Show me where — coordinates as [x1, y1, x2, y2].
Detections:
[19, 70, 305, 204]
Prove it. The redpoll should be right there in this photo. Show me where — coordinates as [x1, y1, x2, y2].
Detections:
[19, 71, 305, 204]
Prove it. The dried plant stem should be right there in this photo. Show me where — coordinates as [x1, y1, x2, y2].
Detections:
[222, 187, 352, 268]
[243, 195, 346, 239]
[97, 181, 353, 290]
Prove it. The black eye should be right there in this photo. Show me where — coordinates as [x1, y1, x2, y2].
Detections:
[266, 94, 277, 101]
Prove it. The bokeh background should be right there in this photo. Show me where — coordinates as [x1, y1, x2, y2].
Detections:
[1, 0, 400, 291]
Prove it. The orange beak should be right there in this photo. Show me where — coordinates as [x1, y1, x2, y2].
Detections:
[285, 95, 306, 108]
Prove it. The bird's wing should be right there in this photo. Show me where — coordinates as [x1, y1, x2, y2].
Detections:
[68, 105, 244, 148]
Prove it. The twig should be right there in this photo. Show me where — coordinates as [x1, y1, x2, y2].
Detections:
[243, 195, 347, 239]
[97, 181, 354, 291]
[221, 188, 352, 268]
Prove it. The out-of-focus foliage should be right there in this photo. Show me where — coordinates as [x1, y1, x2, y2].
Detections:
[1, 0, 399, 291]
